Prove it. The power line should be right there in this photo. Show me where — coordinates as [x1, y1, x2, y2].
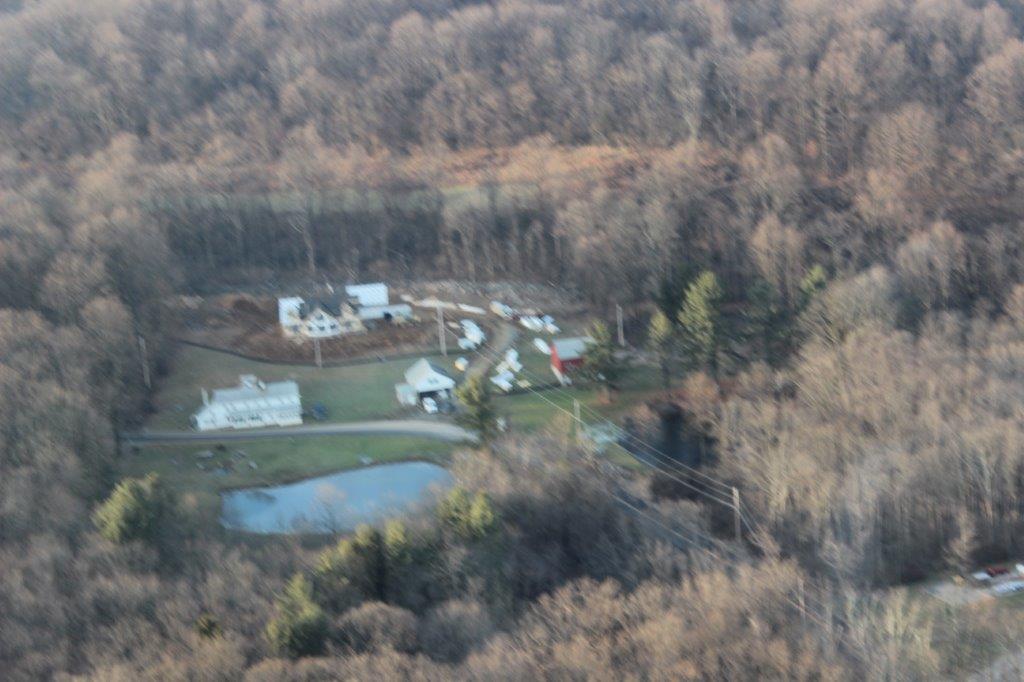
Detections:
[465, 329, 740, 494]
[464, 337, 746, 509]
[463, 340, 741, 510]
[463, 334, 842, 614]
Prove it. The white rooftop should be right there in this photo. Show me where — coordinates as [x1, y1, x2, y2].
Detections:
[204, 375, 301, 415]
[346, 283, 389, 307]
[278, 297, 304, 325]
[404, 358, 455, 393]
[552, 336, 593, 361]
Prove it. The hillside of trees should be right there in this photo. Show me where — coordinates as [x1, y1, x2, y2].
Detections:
[5, 0, 1024, 678]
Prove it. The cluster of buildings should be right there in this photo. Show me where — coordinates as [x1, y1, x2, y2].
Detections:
[189, 357, 460, 431]
[190, 282, 597, 431]
[190, 333, 593, 432]
[278, 283, 413, 339]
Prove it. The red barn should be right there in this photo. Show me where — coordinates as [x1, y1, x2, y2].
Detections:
[550, 337, 592, 384]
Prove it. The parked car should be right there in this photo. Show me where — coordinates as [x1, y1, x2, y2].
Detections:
[310, 403, 328, 421]
[422, 397, 438, 414]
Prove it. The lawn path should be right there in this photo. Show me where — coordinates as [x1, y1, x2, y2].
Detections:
[123, 419, 474, 444]
[466, 321, 518, 381]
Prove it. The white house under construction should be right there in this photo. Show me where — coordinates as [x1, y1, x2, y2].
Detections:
[278, 283, 413, 339]
[191, 375, 302, 431]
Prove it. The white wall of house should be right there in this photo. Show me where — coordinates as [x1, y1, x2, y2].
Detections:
[192, 376, 302, 431]
[279, 297, 304, 337]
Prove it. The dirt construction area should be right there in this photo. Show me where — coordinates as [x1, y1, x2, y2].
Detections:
[175, 294, 440, 363]
[171, 280, 587, 364]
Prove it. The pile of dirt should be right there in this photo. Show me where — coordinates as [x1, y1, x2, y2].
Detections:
[243, 320, 438, 364]
[175, 293, 443, 363]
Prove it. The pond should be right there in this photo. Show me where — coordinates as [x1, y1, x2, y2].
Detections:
[221, 461, 453, 534]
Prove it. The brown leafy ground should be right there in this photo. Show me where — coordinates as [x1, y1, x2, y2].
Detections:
[175, 294, 440, 363]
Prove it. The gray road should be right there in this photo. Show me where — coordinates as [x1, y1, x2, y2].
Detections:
[122, 419, 475, 444]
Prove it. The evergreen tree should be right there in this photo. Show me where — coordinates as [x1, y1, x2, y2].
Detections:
[314, 525, 387, 606]
[677, 270, 725, 375]
[438, 487, 499, 541]
[468, 492, 498, 539]
[583, 320, 625, 394]
[265, 574, 328, 658]
[799, 264, 828, 310]
[92, 473, 172, 546]
[646, 310, 676, 390]
[194, 614, 222, 640]
[384, 519, 412, 566]
[455, 375, 500, 445]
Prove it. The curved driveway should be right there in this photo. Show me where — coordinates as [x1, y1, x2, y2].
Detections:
[122, 419, 475, 445]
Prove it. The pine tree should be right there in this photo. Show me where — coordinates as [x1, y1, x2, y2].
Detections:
[468, 492, 498, 539]
[455, 375, 500, 444]
[799, 264, 828, 310]
[92, 473, 172, 545]
[314, 525, 387, 605]
[438, 487, 499, 541]
[583, 320, 625, 395]
[265, 574, 328, 658]
[677, 270, 725, 375]
[646, 310, 676, 390]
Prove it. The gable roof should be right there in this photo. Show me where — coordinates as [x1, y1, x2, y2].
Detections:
[551, 336, 593, 361]
[279, 297, 304, 326]
[200, 375, 301, 417]
[303, 295, 347, 318]
[404, 358, 455, 392]
[346, 283, 389, 307]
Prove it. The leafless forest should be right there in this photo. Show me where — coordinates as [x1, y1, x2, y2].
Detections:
[5, 0, 1024, 678]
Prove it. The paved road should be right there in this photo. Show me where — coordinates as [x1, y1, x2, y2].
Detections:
[122, 419, 475, 444]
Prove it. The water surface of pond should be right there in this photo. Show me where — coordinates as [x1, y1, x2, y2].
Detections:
[221, 461, 452, 534]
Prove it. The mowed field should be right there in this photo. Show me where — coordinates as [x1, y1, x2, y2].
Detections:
[147, 345, 460, 429]
[489, 319, 668, 434]
[121, 435, 455, 525]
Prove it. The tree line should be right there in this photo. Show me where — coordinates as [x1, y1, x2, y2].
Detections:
[5, 0, 1024, 677]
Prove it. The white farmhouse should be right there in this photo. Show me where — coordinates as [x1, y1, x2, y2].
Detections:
[191, 375, 302, 431]
[279, 283, 412, 338]
[395, 358, 456, 407]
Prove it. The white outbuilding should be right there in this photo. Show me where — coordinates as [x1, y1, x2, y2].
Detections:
[191, 375, 302, 431]
[395, 358, 456, 407]
[345, 283, 389, 307]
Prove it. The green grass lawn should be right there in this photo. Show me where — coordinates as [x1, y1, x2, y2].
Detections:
[148, 345, 459, 429]
[120, 435, 455, 525]
[497, 363, 666, 433]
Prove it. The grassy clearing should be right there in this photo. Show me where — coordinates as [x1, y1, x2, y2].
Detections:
[148, 345, 459, 429]
[497, 363, 666, 432]
[120, 435, 455, 524]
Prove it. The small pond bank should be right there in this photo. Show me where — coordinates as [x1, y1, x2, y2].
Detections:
[221, 461, 453, 534]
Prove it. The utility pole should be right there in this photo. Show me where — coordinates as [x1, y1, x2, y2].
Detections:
[137, 335, 151, 389]
[616, 304, 625, 347]
[732, 486, 742, 542]
[572, 398, 582, 441]
[313, 337, 322, 368]
[437, 305, 447, 356]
